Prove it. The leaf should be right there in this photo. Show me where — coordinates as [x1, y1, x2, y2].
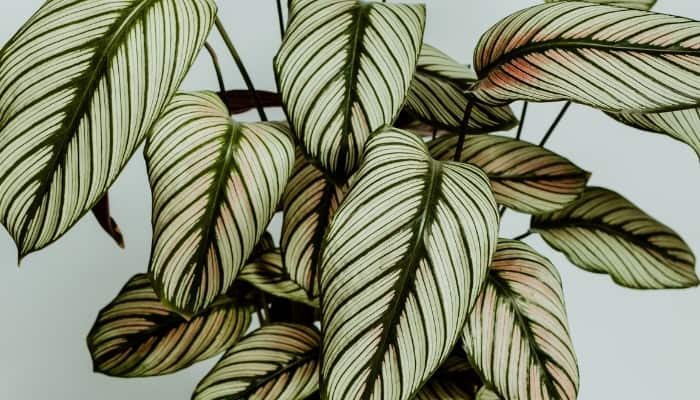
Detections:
[532, 187, 699, 288]
[92, 194, 124, 249]
[87, 274, 250, 377]
[416, 356, 479, 400]
[471, 2, 700, 113]
[144, 92, 295, 316]
[608, 108, 700, 157]
[544, 0, 656, 10]
[476, 388, 501, 400]
[218, 90, 282, 115]
[462, 239, 579, 400]
[239, 249, 319, 307]
[404, 43, 517, 133]
[320, 128, 499, 400]
[274, 0, 426, 179]
[193, 323, 320, 400]
[281, 150, 349, 299]
[0, 0, 216, 257]
[429, 133, 590, 214]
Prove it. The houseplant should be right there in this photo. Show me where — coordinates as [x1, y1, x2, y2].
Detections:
[0, 0, 697, 399]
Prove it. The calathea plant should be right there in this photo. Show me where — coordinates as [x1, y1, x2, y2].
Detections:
[0, 0, 697, 399]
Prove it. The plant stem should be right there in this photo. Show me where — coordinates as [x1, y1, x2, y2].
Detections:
[204, 42, 226, 94]
[454, 101, 475, 161]
[214, 17, 268, 121]
[432, 127, 437, 141]
[539, 101, 571, 147]
[276, 0, 285, 39]
[516, 101, 528, 140]
[499, 206, 506, 218]
[513, 231, 532, 241]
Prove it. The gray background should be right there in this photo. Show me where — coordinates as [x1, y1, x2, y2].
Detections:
[1, 0, 699, 398]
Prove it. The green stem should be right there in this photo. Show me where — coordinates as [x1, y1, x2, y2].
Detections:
[204, 42, 226, 93]
[214, 17, 268, 121]
[454, 101, 475, 162]
[539, 101, 571, 147]
[276, 0, 285, 39]
[516, 101, 528, 140]
[513, 231, 532, 241]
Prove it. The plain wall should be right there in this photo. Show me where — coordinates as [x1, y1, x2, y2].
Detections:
[0, 1, 698, 399]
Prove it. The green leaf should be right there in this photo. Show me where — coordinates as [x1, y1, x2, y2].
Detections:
[144, 92, 295, 316]
[281, 150, 349, 299]
[545, 0, 656, 10]
[429, 134, 590, 214]
[0, 0, 215, 257]
[416, 356, 478, 400]
[320, 128, 499, 400]
[404, 44, 517, 132]
[462, 239, 579, 400]
[239, 249, 319, 307]
[608, 108, 700, 158]
[274, 0, 426, 179]
[87, 274, 250, 377]
[193, 323, 320, 400]
[476, 387, 502, 400]
[532, 187, 699, 289]
[471, 2, 700, 113]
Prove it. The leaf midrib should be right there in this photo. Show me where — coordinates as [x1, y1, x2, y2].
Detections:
[360, 159, 443, 398]
[19, 0, 160, 248]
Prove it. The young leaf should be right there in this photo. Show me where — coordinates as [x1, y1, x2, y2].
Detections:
[321, 128, 499, 400]
[87, 274, 250, 377]
[0, 0, 215, 257]
[462, 239, 579, 400]
[92, 194, 124, 249]
[544, 0, 656, 10]
[532, 187, 699, 289]
[404, 44, 517, 132]
[239, 249, 319, 307]
[429, 134, 590, 214]
[281, 150, 348, 299]
[471, 2, 700, 113]
[608, 109, 700, 158]
[145, 92, 295, 316]
[274, 0, 426, 179]
[193, 323, 320, 400]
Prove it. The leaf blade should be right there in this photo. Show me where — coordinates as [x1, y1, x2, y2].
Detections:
[608, 108, 700, 157]
[544, 0, 656, 11]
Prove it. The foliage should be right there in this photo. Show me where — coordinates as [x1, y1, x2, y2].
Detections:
[0, 0, 698, 399]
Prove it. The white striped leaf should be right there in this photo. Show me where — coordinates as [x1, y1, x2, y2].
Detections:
[239, 248, 319, 307]
[429, 134, 590, 214]
[0, 0, 215, 257]
[476, 388, 501, 400]
[608, 108, 700, 157]
[416, 356, 478, 400]
[545, 0, 656, 10]
[462, 239, 579, 400]
[194, 323, 320, 400]
[321, 128, 499, 400]
[87, 274, 251, 377]
[145, 92, 295, 316]
[532, 187, 699, 289]
[281, 150, 349, 299]
[274, 0, 426, 179]
[471, 2, 700, 113]
[404, 43, 517, 132]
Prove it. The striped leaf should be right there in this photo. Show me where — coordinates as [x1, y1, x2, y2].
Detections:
[281, 150, 349, 299]
[471, 2, 700, 113]
[274, 0, 426, 179]
[321, 128, 499, 400]
[404, 44, 517, 132]
[532, 187, 699, 289]
[145, 92, 295, 316]
[87, 274, 250, 377]
[545, 0, 656, 10]
[476, 388, 501, 400]
[0, 0, 215, 257]
[462, 239, 579, 400]
[416, 356, 479, 400]
[608, 109, 700, 157]
[239, 249, 319, 307]
[429, 134, 590, 214]
[194, 323, 320, 400]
